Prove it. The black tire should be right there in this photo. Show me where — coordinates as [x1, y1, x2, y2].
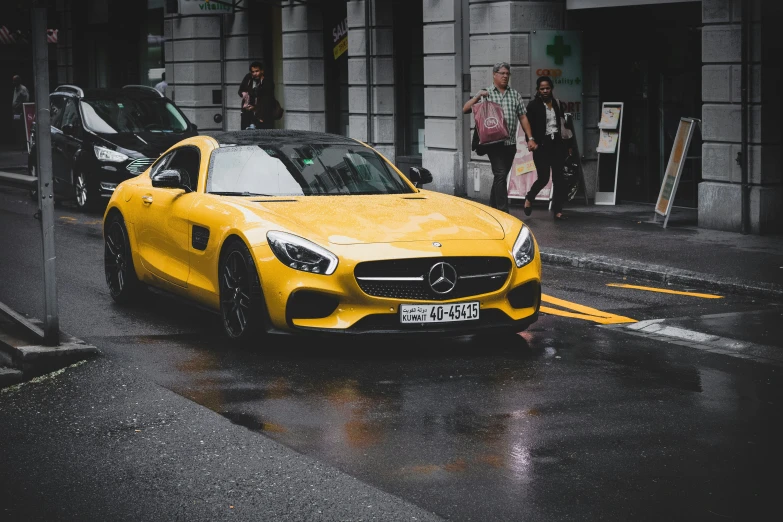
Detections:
[219, 239, 267, 343]
[104, 213, 140, 304]
[74, 170, 98, 212]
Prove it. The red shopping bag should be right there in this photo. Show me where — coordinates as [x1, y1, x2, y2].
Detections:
[474, 99, 509, 145]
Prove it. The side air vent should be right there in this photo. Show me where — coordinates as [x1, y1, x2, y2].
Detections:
[192, 225, 210, 251]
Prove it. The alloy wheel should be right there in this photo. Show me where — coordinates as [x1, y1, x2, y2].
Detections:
[220, 251, 252, 338]
[104, 221, 128, 297]
[75, 172, 88, 208]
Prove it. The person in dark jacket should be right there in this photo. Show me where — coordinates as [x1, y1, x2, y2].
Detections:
[238, 61, 282, 130]
[523, 76, 571, 221]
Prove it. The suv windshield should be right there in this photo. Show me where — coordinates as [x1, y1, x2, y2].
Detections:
[207, 144, 414, 196]
[80, 97, 189, 134]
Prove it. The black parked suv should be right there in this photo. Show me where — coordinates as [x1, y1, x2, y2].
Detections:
[28, 84, 198, 210]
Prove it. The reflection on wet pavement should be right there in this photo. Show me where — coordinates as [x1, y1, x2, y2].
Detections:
[159, 320, 783, 521]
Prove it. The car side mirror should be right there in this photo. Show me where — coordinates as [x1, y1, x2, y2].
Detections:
[62, 123, 75, 136]
[151, 168, 190, 191]
[409, 167, 433, 188]
[190, 122, 199, 132]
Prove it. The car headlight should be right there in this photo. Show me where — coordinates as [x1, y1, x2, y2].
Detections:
[94, 145, 129, 163]
[511, 225, 535, 268]
[267, 231, 338, 275]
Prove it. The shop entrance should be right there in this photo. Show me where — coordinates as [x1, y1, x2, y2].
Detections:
[574, 3, 702, 207]
[323, 0, 349, 136]
[392, 0, 424, 174]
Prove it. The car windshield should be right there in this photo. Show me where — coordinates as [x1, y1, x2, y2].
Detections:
[206, 144, 414, 196]
[80, 97, 189, 134]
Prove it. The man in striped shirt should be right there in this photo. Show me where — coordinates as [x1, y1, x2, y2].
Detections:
[463, 62, 533, 213]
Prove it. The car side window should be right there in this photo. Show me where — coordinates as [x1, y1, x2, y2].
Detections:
[49, 95, 67, 129]
[60, 98, 82, 136]
[166, 146, 201, 191]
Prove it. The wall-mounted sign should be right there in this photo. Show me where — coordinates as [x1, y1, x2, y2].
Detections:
[178, 0, 233, 15]
[531, 30, 583, 154]
[332, 17, 348, 60]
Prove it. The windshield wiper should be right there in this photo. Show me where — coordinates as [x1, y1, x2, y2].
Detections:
[209, 191, 271, 196]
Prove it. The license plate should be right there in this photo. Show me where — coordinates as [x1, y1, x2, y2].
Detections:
[399, 302, 480, 324]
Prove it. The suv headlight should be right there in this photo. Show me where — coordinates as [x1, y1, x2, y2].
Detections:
[94, 145, 129, 163]
[511, 225, 535, 268]
[267, 231, 338, 275]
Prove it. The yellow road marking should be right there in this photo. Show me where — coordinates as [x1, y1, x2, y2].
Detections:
[540, 294, 636, 324]
[607, 283, 723, 299]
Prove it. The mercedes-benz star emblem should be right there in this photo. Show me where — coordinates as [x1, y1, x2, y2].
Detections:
[428, 262, 458, 294]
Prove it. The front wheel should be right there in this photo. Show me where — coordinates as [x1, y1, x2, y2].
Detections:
[104, 213, 140, 304]
[75, 171, 98, 211]
[219, 239, 267, 343]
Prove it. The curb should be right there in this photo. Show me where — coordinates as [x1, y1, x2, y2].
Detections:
[540, 249, 783, 300]
[0, 170, 36, 190]
[0, 311, 100, 388]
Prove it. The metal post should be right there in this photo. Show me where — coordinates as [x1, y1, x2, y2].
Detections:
[740, 0, 750, 234]
[32, 4, 60, 346]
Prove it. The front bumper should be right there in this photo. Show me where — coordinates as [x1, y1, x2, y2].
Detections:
[251, 239, 542, 336]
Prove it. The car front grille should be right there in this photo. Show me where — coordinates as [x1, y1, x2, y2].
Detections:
[355, 257, 511, 301]
[126, 157, 155, 174]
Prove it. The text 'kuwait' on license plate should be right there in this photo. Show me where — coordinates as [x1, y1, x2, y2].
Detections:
[399, 302, 480, 324]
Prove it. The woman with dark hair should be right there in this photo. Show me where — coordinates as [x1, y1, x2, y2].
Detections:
[523, 76, 570, 220]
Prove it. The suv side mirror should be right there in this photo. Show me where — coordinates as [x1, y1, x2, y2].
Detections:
[62, 123, 75, 136]
[151, 168, 190, 191]
[408, 167, 433, 188]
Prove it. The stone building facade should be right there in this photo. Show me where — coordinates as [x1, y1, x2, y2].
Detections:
[50, 0, 781, 233]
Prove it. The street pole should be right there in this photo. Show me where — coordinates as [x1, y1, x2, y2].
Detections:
[32, 3, 60, 346]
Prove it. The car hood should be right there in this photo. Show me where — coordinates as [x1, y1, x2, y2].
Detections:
[97, 131, 194, 158]
[243, 191, 506, 245]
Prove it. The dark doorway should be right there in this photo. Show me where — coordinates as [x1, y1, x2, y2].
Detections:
[572, 3, 702, 207]
[323, 0, 349, 135]
[392, 0, 425, 174]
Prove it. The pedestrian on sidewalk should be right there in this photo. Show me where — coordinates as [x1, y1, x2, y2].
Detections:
[11, 75, 30, 151]
[462, 62, 533, 214]
[523, 76, 572, 221]
[154, 72, 167, 96]
[238, 61, 282, 130]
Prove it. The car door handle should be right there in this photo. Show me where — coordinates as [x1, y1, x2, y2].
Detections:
[141, 195, 153, 205]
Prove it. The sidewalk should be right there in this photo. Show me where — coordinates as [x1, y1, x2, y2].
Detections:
[505, 198, 783, 300]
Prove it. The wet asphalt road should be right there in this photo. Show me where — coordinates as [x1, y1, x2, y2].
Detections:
[1, 186, 782, 521]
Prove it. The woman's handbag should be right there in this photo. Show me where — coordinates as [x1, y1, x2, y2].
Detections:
[473, 98, 509, 146]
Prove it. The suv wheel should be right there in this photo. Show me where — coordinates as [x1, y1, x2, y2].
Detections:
[74, 170, 96, 211]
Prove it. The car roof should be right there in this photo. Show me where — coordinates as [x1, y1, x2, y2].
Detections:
[52, 86, 166, 101]
[204, 129, 363, 148]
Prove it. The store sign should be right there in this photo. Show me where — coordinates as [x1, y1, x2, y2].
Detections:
[531, 30, 583, 154]
[178, 0, 233, 15]
[332, 17, 347, 60]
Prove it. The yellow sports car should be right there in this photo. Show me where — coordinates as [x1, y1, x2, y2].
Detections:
[103, 130, 541, 341]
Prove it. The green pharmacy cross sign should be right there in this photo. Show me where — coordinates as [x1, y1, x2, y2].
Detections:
[546, 35, 571, 65]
